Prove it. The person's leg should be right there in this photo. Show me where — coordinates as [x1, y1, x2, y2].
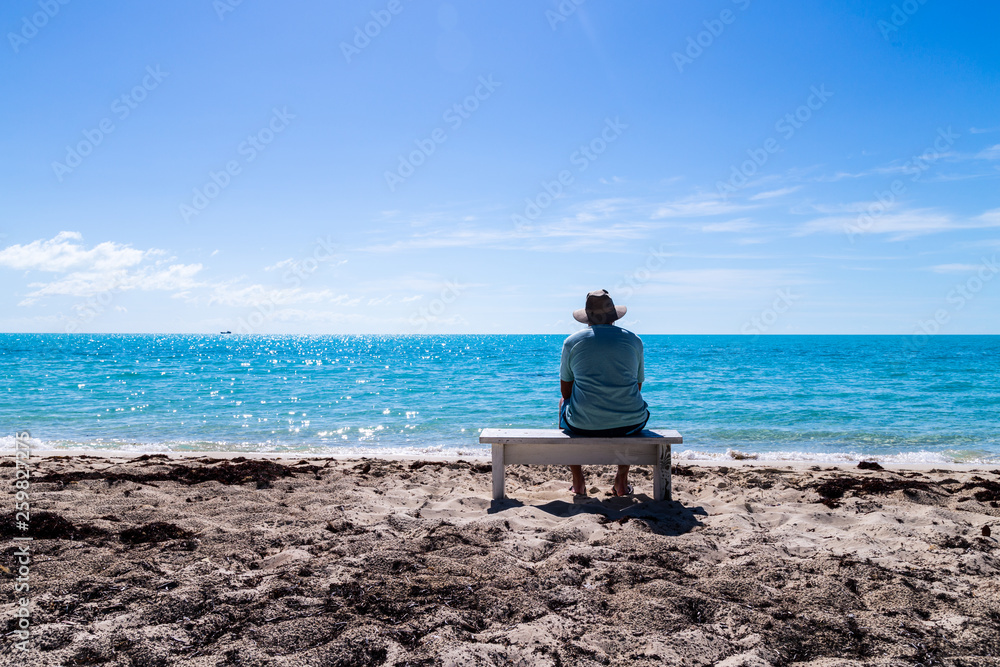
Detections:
[569, 465, 586, 495]
[561, 401, 587, 494]
[613, 412, 647, 494]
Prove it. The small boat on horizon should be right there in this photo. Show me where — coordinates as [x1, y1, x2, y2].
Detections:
[220, 331, 232, 334]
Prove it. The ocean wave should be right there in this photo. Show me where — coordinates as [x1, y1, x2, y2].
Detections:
[0, 434, 44, 450]
[673, 448, 999, 465]
[3, 435, 998, 465]
[0, 437, 489, 460]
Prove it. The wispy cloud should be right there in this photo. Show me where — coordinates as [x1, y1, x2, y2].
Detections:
[804, 143, 1000, 183]
[923, 171, 994, 183]
[749, 186, 801, 201]
[929, 263, 985, 274]
[700, 219, 759, 233]
[205, 282, 355, 308]
[651, 193, 753, 219]
[642, 268, 804, 299]
[976, 144, 1000, 160]
[790, 201, 875, 215]
[796, 207, 1000, 240]
[564, 197, 635, 222]
[975, 207, 1000, 226]
[359, 218, 653, 253]
[264, 258, 297, 272]
[816, 170, 869, 182]
[20, 264, 204, 306]
[252, 309, 376, 325]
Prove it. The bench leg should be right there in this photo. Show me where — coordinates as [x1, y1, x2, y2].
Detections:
[654, 443, 672, 501]
[492, 443, 505, 500]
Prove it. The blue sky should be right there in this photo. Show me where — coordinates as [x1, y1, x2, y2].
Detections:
[1, 0, 998, 335]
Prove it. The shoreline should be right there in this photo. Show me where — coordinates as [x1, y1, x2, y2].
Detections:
[14, 447, 998, 473]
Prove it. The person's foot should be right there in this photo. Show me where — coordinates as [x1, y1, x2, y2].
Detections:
[611, 473, 632, 497]
[568, 484, 587, 495]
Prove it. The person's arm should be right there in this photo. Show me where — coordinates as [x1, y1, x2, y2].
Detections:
[636, 337, 644, 393]
[559, 337, 574, 400]
[561, 380, 573, 400]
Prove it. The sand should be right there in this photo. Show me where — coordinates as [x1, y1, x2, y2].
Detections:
[2, 453, 999, 666]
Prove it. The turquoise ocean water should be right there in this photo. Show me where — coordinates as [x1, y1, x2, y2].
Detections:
[1, 334, 998, 464]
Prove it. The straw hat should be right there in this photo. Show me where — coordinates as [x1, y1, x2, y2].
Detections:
[573, 289, 627, 325]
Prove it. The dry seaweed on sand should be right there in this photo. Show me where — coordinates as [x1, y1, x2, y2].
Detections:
[34, 457, 325, 489]
[7, 456, 1000, 666]
[810, 472, 1000, 509]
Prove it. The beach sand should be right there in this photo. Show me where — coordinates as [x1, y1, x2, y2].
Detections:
[3, 454, 999, 666]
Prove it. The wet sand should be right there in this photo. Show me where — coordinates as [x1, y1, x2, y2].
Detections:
[3, 454, 999, 666]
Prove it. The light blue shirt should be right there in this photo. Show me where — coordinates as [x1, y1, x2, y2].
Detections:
[559, 325, 648, 431]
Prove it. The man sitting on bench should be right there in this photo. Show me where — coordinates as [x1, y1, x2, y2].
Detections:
[560, 289, 650, 497]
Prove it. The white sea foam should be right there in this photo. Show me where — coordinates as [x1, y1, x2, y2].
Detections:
[3, 435, 997, 465]
[0, 434, 44, 451]
[0, 437, 489, 460]
[673, 448, 998, 465]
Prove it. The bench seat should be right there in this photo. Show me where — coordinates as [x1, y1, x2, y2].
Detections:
[479, 428, 683, 501]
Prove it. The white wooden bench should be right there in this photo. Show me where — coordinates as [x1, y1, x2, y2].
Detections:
[479, 428, 683, 501]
